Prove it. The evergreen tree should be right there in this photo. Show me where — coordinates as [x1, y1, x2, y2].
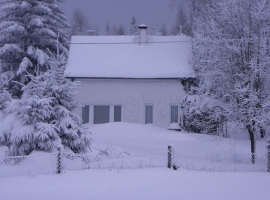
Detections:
[116, 25, 126, 35]
[105, 22, 112, 36]
[0, 0, 70, 98]
[128, 15, 138, 35]
[3, 70, 59, 156]
[46, 48, 91, 153]
[0, 47, 91, 155]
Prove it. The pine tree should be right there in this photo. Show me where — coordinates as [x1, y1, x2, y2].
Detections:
[116, 25, 126, 35]
[128, 15, 138, 35]
[105, 22, 112, 36]
[0, 0, 70, 98]
[46, 48, 91, 153]
[0, 47, 92, 155]
[3, 70, 59, 156]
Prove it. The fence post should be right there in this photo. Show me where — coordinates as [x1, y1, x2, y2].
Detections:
[267, 144, 270, 172]
[168, 145, 173, 169]
[57, 145, 63, 174]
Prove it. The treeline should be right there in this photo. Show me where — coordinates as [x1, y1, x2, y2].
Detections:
[70, 5, 190, 36]
[180, 0, 270, 162]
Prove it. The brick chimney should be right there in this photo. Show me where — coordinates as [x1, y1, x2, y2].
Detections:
[138, 24, 147, 45]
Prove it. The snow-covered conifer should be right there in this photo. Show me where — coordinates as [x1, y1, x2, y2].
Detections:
[2, 70, 59, 156]
[0, 0, 70, 98]
[0, 44, 92, 155]
[105, 23, 112, 36]
[46, 47, 91, 153]
[0, 85, 12, 145]
[128, 15, 138, 35]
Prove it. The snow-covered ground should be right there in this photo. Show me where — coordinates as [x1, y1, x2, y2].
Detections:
[88, 122, 267, 159]
[1, 168, 269, 200]
[0, 122, 270, 200]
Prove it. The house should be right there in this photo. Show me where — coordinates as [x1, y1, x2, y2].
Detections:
[65, 25, 194, 129]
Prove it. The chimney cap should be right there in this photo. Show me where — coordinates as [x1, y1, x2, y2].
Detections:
[138, 24, 147, 29]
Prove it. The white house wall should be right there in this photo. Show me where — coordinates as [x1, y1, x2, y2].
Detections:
[73, 79, 185, 129]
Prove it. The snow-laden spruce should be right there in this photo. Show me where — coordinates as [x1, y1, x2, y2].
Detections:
[128, 15, 138, 36]
[0, 0, 69, 98]
[46, 49, 91, 154]
[0, 49, 91, 156]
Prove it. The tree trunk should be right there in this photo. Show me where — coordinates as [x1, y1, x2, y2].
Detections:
[247, 124, 256, 164]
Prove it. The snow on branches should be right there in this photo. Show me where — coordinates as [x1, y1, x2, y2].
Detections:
[182, 0, 270, 161]
[0, 0, 70, 98]
[0, 47, 91, 156]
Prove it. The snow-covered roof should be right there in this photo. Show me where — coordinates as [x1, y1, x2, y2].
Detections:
[65, 35, 194, 79]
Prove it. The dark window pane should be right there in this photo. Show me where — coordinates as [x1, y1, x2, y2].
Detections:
[82, 105, 89, 124]
[171, 105, 178, 123]
[145, 105, 153, 124]
[94, 106, 110, 124]
[114, 106, 121, 122]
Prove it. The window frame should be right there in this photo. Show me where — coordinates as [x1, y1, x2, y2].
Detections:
[87, 104, 122, 124]
[114, 105, 122, 122]
[93, 105, 110, 124]
[170, 104, 179, 124]
[145, 104, 154, 124]
[82, 105, 89, 124]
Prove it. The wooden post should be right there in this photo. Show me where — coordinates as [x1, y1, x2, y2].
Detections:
[168, 145, 172, 169]
[57, 145, 63, 174]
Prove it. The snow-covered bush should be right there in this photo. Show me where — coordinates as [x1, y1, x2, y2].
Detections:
[182, 95, 227, 136]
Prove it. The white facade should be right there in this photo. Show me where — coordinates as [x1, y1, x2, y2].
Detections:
[66, 32, 194, 129]
[74, 79, 185, 129]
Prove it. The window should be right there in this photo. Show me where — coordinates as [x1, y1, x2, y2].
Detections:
[114, 106, 121, 122]
[94, 106, 110, 124]
[171, 105, 179, 123]
[82, 105, 89, 124]
[145, 105, 153, 124]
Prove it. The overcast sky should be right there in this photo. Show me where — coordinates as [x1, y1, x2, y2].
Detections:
[59, 0, 178, 33]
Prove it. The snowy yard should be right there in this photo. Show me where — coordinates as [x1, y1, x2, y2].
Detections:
[0, 122, 270, 200]
[1, 168, 270, 200]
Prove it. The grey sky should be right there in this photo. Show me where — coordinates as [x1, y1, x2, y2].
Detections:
[59, 0, 178, 33]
